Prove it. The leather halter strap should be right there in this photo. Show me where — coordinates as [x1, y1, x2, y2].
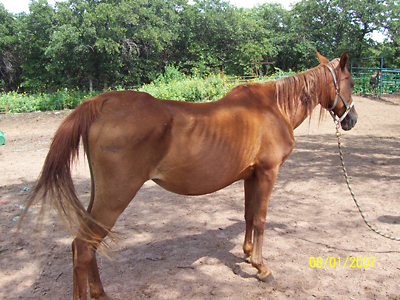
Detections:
[325, 65, 354, 123]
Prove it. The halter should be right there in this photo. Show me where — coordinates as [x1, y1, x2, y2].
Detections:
[325, 65, 354, 123]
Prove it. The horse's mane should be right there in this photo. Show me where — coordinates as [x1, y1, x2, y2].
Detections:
[275, 58, 340, 122]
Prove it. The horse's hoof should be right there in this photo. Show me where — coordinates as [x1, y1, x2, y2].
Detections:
[262, 273, 275, 283]
[98, 294, 115, 300]
[257, 269, 274, 282]
[244, 254, 251, 263]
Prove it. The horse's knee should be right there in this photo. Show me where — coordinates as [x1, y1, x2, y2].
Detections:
[253, 217, 266, 231]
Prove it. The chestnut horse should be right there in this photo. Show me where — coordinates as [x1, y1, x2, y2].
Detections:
[25, 51, 357, 300]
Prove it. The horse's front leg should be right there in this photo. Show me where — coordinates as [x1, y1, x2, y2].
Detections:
[243, 178, 256, 258]
[250, 166, 279, 281]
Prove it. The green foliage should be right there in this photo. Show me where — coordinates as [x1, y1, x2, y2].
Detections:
[384, 0, 400, 67]
[0, 89, 99, 113]
[291, 0, 390, 60]
[0, 0, 398, 94]
[0, 68, 296, 113]
[0, 4, 22, 92]
[139, 72, 229, 102]
[19, 0, 55, 91]
[156, 65, 186, 84]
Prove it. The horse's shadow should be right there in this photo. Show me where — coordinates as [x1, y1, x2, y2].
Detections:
[109, 221, 247, 278]
[100, 219, 287, 284]
[377, 215, 400, 224]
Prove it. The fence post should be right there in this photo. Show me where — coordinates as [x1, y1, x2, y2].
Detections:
[0, 101, 8, 115]
[379, 56, 383, 97]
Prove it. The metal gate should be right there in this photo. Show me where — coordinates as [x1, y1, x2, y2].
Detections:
[351, 57, 400, 97]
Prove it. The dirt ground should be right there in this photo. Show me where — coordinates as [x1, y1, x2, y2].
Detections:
[1, 94, 400, 300]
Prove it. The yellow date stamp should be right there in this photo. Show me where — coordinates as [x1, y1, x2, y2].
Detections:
[309, 256, 375, 269]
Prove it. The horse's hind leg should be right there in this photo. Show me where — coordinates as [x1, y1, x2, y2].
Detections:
[72, 179, 110, 299]
[73, 237, 108, 300]
[86, 182, 111, 299]
[72, 179, 145, 300]
[72, 238, 88, 300]
[87, 248, 110, 300]
[72, 223, 114, 300]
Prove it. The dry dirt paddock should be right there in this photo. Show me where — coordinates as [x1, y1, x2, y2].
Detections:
[1, 94, 400, 300]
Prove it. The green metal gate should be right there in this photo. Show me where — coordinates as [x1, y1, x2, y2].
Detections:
[350, 57, 400, 97]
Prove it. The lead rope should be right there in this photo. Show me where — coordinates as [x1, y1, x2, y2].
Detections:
[334, 118, 400, 241]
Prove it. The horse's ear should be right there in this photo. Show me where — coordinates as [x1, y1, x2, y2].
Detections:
[316, 50, 329, 64]
[340, 51, 349, 70]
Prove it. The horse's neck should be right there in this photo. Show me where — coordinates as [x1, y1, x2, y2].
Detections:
[275, 90, 318, 130]
[290, 104, 315, 129]
[275, 68, 330, 130]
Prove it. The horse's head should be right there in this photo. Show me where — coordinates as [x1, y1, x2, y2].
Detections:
[317, 50, 358, 131]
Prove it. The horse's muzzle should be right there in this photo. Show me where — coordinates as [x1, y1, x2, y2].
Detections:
[340, 106, 358, 131]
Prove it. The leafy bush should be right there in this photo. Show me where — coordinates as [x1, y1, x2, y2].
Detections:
[0, 89, 99, 114]
[139, 73, 231, 102]
[0, 69, 294, 113]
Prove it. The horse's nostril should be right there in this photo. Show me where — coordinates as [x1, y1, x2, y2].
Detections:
[341, 114, 357, 131]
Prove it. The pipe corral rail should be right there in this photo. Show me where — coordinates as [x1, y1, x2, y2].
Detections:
[351, 56, 400, 97]
[222, 62, 278, 87]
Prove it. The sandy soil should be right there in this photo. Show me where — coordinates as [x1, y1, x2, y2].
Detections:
[1, 94, 400, 300]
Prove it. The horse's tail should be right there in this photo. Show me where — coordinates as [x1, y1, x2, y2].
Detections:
[21, 96, 109, 248]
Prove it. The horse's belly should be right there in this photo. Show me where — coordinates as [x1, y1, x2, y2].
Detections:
[151, 177, 231, 196]
[150, 157, 254, 196]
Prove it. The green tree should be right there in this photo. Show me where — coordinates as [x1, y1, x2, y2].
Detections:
[0, 4, 22, 91]
[383, 0, 400, 67]
[45, 0, 184, 90]
[19, 0, 55, 91]
[387, 0, 400, 43]
[227, 7, 274, 75]
[248, 3, 316, 72]
[122, 0, 184, 84]
[290, 0, 389, 62]
[176, 0, 240, 74]
[3, 0, 395, 93]
[46, 0, 126, 91]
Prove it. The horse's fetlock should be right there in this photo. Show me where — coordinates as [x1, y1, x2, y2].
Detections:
[243, 243, 253, 256]
[89, 286, 106, 299]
